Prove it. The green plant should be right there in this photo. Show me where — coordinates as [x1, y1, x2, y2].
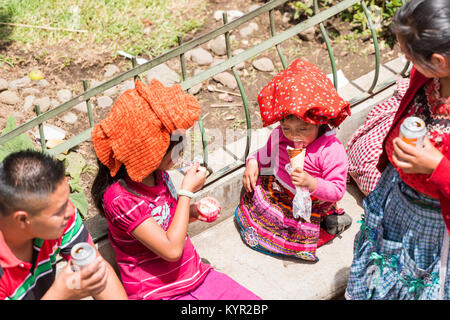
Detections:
[0, 116, 35, 162]
[0, 116, 90, 219]
[340, 0, 403, 32]
[56, 152, 90, 219]
[289, 0, 334, 19]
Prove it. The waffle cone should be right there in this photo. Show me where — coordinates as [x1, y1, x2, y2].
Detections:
[287, 146, 306, 170]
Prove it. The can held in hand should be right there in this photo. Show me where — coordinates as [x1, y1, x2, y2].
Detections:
[70, 242, 96, 270]
[399, 116, 426, 148]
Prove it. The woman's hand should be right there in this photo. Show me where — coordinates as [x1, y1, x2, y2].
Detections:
[291, 167, 317, 193]
[392, 136, 444, 174]
[181, 162, 206, 193]
[242, 158, 259, 192]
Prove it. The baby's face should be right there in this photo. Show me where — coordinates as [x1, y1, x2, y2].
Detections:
[280, 116, 319, 147]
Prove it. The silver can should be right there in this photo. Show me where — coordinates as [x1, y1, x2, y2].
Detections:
[70, 242, 96, 270]
[399, 116, 426, 148]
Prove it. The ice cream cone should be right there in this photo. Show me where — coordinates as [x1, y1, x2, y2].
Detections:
[287, 146, 306, 170]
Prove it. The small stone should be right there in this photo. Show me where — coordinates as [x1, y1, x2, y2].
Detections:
[32, 124, 66, 141]
[146, 63, 180, 86]
[104, 64, 120, 78]
[9, 76, 31, 90]
[248, 4, 261, 12]
[213, 72, 237, 89]
[214, 10, 244, 21]
[104, 85, 118, 97]
[299, 26, 315, 42]
[50, 99, 60, 108]
[0, 90, 20, 105]
[61, 112, 78, 124]
[0, 78, 8, 91]
[188, 83, 202, 95]
[90, 80, 102, 88]
[23, 95, 35, 112]
[219, 93, 234, 102]
[208, 35, 227, 56]
[225, 116, 235, 120]
[34, 96, 51, 112]
[96, 96, 113, 108]
[239, 22, 259, 38]
[282, 12, 291, 24]
[189, 48, 214, 66]
[22, 87, 40, 95]
[37, 79, 50, 88]
[57, 89, 72, 103]
[233, 49, 245, 70]
[252, 57, 275, 72]
[119, 80, 135, 94]
[73, 102, 89, 113]
[212, 59, 225, 67]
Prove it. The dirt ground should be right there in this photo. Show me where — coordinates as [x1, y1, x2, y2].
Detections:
[0, 0, 402, 219]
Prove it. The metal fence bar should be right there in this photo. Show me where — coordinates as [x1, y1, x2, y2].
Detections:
[269, 9, 288, 69]
[1, 0, 408, 189]
[82, 80, 95, 127]
[361, 0, 381, 94]
[314, 0, 338, 89]
[0, 0, 359, 147]
[34, 104, 46, 151]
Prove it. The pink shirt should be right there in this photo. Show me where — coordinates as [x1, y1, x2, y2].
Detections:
[249, 125, 348, 202]
[103, 170, 212, 300]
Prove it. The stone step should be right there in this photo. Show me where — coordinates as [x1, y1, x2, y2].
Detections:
[190, 181, 365, 300]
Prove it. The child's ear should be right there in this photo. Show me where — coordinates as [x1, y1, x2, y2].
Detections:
[430, 53, 449, 72]
[12, 211, 31, 229]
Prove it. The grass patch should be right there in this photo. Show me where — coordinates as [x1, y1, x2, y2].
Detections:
[0, 0, 208, 57]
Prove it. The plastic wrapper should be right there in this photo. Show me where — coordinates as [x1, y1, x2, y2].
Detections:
[287, 146, 312, 222]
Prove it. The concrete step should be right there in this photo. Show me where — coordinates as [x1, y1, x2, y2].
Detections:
[190, 181, 365, 300]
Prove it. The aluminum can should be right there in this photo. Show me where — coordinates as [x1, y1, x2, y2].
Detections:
[399, 116, 426, 148]
[70, 242, 96, 270]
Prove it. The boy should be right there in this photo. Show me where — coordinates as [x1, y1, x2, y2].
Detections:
[0, 150, 127, 300]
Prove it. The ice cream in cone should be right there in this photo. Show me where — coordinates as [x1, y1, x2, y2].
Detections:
[287, 145, 306, 170]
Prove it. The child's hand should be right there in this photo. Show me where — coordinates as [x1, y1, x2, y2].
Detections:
[181, 162, 206, 193]
[50, 256, 108, 300]
[291, 167, 317, 192]
[242, 158, 259, 192]
[392, 136, 444, 174]
[189, 203, 208, 222]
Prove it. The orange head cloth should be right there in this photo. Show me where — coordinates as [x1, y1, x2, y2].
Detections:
[91, 79, 201, 182]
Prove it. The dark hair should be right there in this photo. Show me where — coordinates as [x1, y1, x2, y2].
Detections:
[0, 150, 66, 216]
[91, 134, 184, 216]
[391, 0, 450, 71]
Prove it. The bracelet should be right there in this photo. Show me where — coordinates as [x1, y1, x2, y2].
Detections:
[177, 189, 195, 199]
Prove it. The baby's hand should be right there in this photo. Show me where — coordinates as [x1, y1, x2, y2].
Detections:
[243, 158, 259, 192]
[291, 168, 317, 192]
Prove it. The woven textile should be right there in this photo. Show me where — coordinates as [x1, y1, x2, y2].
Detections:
[346, 78, 410, 195]
[257, 59, 350, 127]
[345, 164, 450, 300]
[234, 175, 339, 262]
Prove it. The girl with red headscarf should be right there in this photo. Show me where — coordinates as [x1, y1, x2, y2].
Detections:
[234, 59, 352, 262]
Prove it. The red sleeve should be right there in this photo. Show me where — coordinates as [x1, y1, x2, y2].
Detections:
[429, 156, 450, 199]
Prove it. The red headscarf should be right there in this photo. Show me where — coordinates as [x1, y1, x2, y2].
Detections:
[257, 59, 350, 127]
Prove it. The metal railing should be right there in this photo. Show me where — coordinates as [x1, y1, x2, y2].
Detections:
[0, 0, 409, 188]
